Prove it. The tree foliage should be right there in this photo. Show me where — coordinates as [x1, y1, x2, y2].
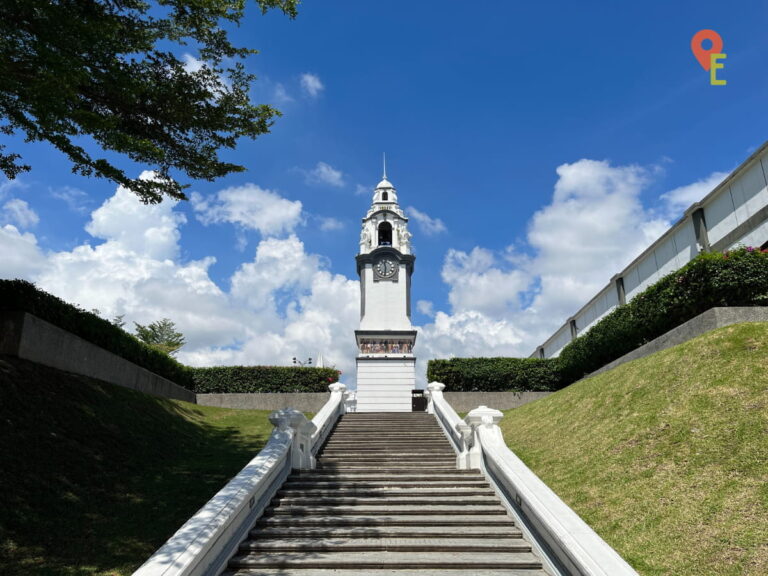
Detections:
[134, 318, 186, 356]
[0, 0, 299, 203]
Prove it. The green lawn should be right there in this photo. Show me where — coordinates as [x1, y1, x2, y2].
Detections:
[501, 322, 768, 576]
[0, 356, 274, 576]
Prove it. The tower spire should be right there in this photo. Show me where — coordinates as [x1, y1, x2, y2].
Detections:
[382, 152, 387, 180]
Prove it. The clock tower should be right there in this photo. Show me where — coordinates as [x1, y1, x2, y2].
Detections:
[354, 169, 416, 412]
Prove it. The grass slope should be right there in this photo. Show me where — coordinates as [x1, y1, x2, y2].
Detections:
[0, 356, 274, 576]
[501, 322, 768, 576]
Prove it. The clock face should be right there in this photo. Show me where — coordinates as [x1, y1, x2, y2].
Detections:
[375, 258, 397, 278]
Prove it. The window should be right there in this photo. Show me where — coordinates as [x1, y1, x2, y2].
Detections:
[382, 192, 388, 201]
[378, 222, 392, 246]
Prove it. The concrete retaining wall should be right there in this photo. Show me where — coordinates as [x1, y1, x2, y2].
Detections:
[196, 392, 330, 412]
[587, 306, 768, 378]
[0, 311, 196, 403]
[443, 391, 552, 413]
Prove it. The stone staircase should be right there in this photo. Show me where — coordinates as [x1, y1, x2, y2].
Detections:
[223, 412, 549, 575]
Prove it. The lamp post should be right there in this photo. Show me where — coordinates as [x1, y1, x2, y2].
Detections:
[292, 356, 312, 367]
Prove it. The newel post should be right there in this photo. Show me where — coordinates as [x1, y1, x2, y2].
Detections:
[425, 382, 445, 414]
[269, 408, 317, 470]
[464, 405, 504, 470]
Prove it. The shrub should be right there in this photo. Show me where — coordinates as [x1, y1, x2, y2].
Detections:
[427, 357, 563, 392]
[0, 279, 195, 389]
[558, 247, 768, 382]
[191, 366, 340, 394]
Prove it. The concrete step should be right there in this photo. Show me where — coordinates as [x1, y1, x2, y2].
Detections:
[283, 482, 490, 491]
[286, 468, 486, 486]
[257, 515, 516, 527]
[277, 488, 496, 498]
[318, 453, 453, 460]
[265, 504, 508, 516]
[228, 550, 543, 570]
[250, 525, 522, 539]
[315, 463, 456, 468]
[272, 495, 501, 506]
[290, 470, 482, 479]
[314, 465, 459, 472]
[224, 569, 549, 576]
[239, 537, 531, 553]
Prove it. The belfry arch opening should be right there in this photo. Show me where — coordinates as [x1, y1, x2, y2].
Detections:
[378, 222, 392, 246]
[382, 191, 389, 201]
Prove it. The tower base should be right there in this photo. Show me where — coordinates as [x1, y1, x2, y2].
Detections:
[355, 356, 415, 412]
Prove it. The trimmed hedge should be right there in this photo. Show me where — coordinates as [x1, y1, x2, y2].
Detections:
[0, 279, 195, 390]
[427, 357, 562, 392]
[191, 366, 340, 394]
[557, 246, 768, 382]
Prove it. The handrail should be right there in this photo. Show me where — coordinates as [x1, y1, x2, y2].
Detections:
[425, 382, 472, 466]
[133, 383, 350, 576]
[311, 382, 349, 455]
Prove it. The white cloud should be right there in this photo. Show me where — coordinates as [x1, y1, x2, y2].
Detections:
[0, 178, 26, 200]
[416, 158, 706, 363]
[660, 171, 728, 218]
[50, 186, 90, 213]
[86, 173, 185, 261]
[304, 162, 345, 188]
[320, 217, 344, 231]
[3, 198, 39, 228]
[416, 300, 434, 317]
[181, 53, 204, 74]
[273, 83, 294, 104]
[442, 247, 530, 317]
[355, 184, 371, 196]
[191, 184, 303, 237]
[407, 206, 447, 236]
[0, 177, 360, 383]
[300, 73, 324, 98]
[0, 224, 47, 279]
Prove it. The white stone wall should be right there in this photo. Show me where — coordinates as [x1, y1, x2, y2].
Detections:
[355, 357, 415, 412]
[359, 264, 412, 330]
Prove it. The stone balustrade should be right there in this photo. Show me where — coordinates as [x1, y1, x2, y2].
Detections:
[426, 381, 638, 576]
[132, 382, 351, 576]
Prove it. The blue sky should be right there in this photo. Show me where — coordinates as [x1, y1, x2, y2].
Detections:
[1, 1, 767, 383]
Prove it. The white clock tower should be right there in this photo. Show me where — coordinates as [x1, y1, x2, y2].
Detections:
[354, 167, 416, 412]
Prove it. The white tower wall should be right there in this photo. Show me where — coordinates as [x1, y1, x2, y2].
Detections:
[354, 173, 416, 412]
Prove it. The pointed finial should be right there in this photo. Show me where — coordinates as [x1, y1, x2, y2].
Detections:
[382, 152, 387, 180]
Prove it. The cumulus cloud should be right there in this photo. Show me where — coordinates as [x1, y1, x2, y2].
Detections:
[304, 162, 345, 188]
[300, 73, 324, 98]
[407, 206, 447, 236]
[0, 224, 47, 279]
[416, 300, 434, 317]
[191, 184, 303, 237]
[416, 157, 701, 362]
[87, 175, 185, 261]
[660, 171, 728, 218]
[0, 177, 360, 382]
[3, 198, 39, 228]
